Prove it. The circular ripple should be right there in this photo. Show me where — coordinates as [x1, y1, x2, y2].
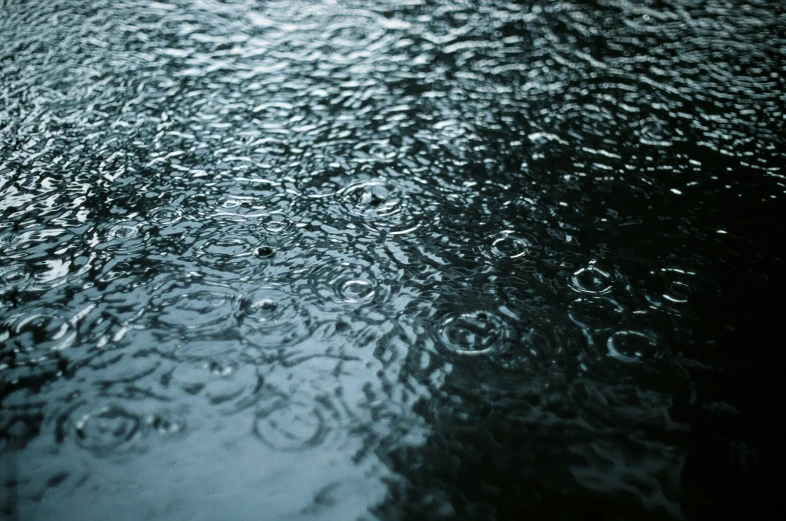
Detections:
[438, 311, 505, 356]
[0, 263, 31, 293]
[238, 287, 311, 347]
[568, 297, 625, 331]
[253, 399, 326, 451]
[337, 179, 405, 221]
[189, 224, 261, 276]
[2, 308, 74, 356]
[74, 406, 142, 456]
[337, 278, 376, 303]
[305, 261, 389, 309]
[489, 231, 532, 259]
[212, 179, 292, 219]
[607, 330, 658, 363]
[258, 211, 297, 235]
[661, 267, 719, 306]
[153, 287, 237, 338]
[106, 223, 140, 240]
[148, 206, 183, 226]
[570, 264, 613, 295]
[94, 221, 147, 255]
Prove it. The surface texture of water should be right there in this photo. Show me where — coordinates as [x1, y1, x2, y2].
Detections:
[1, 0, 785, 519]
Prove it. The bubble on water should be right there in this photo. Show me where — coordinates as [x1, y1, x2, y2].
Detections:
[259, 211, 297, 235]
[253, 245, 275, 258]
[73, 405, 143, 456]
[607, 330, 659, 363]
[438, 311, 505, 356]
[570, 264, 613, 295]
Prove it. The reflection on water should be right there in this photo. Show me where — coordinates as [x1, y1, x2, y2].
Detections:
[1, 0, 784, 519]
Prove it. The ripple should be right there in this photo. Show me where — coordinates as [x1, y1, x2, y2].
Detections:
[153, 286, 237, 338]
[74, 405, 143, 456]
[660, 267, 720, 307]
[258, 211, 298, 236]
[304, 261, 389, 310]
[253, 397, 327, 451]
[489, 231, 532, 259]
[2, 308, 75, 356]
[607, 330, 659, 363]
[238, 286, 312, 348]
[211, 179, 293, 219]
[337, 179, 405, 221]
[568, 297, 625, 331]
[189, 225, 261, 275]
[0, 263, 31, 293]
[148, 206, 183, 226]
[94, 221, 147, 254]
[570, 264, 613, 295]
[438, 311, 506, 356]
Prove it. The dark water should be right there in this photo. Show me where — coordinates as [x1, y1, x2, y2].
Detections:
[1, 0, 784, 519]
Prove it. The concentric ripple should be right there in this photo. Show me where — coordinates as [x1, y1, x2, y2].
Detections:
[438, 311, 506, 356]
[488, 230, 533, 260]
[607, 330, 659, 364]
[152, 286, 237, 338]
[304, 260, 390, 310]
[570, 264, 613, 295]
[238, 286, 312, 348]
[660, 267, 720, 308]
[253, 397, 328, 451]
[337, 179, 405, 221]
[73, 405, 143, 456]
[1, 307, 75, 357]
[568, 297, 626, 331]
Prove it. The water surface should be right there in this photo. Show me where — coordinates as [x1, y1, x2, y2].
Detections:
[1, 0, 785, 519]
